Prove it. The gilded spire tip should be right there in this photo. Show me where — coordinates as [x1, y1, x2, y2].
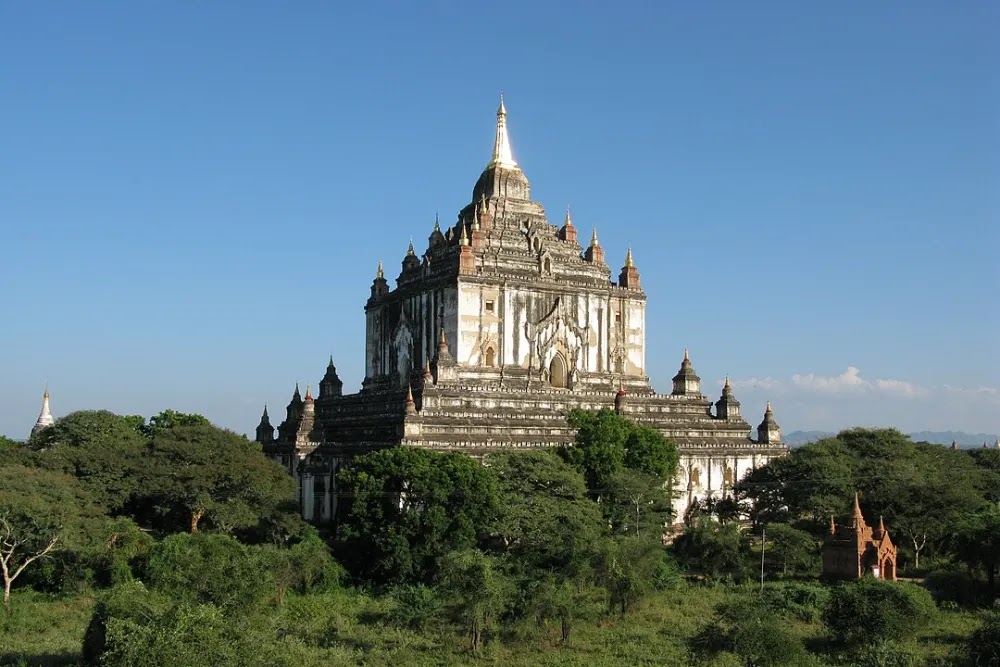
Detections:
[590, 227, 599, 246]
[407, 238, 415, 256]
[625, 245, 634, 268]
[376, 260, 384, 279]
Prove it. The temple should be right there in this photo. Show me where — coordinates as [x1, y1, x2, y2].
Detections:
[822, 494, 898, 580]
[257, 98, 787, 522]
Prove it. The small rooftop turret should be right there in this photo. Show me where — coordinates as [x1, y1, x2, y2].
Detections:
[402, 240, 421, 272]
[255, 405, 275, 445]
[584, 227, 605, 264]
[756, 401, 781, 444]
[558, 208, 578, 243]
[715, 375, 741, 420]
[319, 356, 343, 398]
[671, 348, 702, 396]
[370, 260, 389, 300]
[618, 245, 640, 289]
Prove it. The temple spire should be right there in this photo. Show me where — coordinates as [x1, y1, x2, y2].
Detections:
[376, 260, 384, 279]
[625, 245, 634, 268]
[32, 385, 54, 436]
[488, 94, 518, 169]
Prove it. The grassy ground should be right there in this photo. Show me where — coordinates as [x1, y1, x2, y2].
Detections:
[0, 584, 984, 666]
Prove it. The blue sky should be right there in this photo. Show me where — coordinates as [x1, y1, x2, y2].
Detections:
[2, 1, 998, 439]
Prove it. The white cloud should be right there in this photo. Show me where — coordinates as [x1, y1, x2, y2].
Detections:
[788, 366, 929, 398]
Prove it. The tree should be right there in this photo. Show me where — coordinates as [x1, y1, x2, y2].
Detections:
[336, 447, 498, 583]
[485, 450, 605, 573]
[822, 578, 936, 648]
[595, 536, 664, 614]
[764, 523, 818, 577]
[0, 464, 101, 609]
[690, 596, 809, 667]
[672, 520, 748, 579]
[562, 409, 678, 496]
[952, 503, 1000, 596]
[967, 612, 1000, 667]
[141, 410, 211, 438]
[261, 527, 342, 605]
[29, 410, 147, 511]
[439, 549, 510, 652]
[604, 469, 673, 537]
[142, 423, 296, 534]
[0, 436, 21, 450]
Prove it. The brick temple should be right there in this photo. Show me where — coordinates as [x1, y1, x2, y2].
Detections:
[255, 98, 787, 522]
[822, 494, 898, 580]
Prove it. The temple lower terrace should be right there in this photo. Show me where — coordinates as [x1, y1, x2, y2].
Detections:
[255, 98, 787, 522]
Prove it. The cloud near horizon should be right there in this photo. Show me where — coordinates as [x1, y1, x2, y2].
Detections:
[725, 367, 1000, 433]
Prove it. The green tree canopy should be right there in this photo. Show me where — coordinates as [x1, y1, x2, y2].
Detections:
[562, 409, 679, 493]
[336, 447, 499, 584]
[141, 410, 212, 438]
[672, 519, 749, 579]
[438, 548, 510, 652]
[28, 410, 148, 511]
[484, 450, 605, 575]
[736, 428, 991, 570]
[952, 503, 1000, 595]
[141, 423, 296, 535]
[690, 596, 809, 667]
[0, 464, 104, 609]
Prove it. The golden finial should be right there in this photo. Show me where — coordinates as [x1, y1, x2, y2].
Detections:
[407, 239, 415, 256]
[471, 204, 480, 231]
[433, 212, 440, 232]
[376, 260, 384, 279]
[624, 245, 634, 268]
[766, 400, 772, 412]
[590, 227, 599, 246]
[683, 347, 690, 362]
[43, 382, 49, 399]
[459, 222, 469, 246]
[488, 94, 517, 169]
[564, 207, 572, 227]
[724, 375, 731, 390]
[406, 382, 414, 402]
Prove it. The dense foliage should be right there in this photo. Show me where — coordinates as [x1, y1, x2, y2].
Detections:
[1, 419, 997, 666]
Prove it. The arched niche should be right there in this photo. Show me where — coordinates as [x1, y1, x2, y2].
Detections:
[549, 354, 568, 388]
[484, 347, 496, 367]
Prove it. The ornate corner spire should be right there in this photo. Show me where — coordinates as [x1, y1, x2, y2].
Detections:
[724, 375, 731, 390]
[406, 239, 415, 256]
[423, 359, 433, 380]
[459, 222, 469, 246]
[852, 492, 863, 521]
[624, 245, 634, 268]
[405, 382, 416, 414]
[433, 212, 440, 232]
[376, 260, 384, 279]
[488, 94, 518, 169]
[471, 204, 480, 231]
[564, 207, 573, 227]
[590, 227, 599, 246]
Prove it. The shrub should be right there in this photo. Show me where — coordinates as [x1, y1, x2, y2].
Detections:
[761, 582, 831, 622]
[852, 639, 920, 667]
[968, 611, 1000, 667]
[146, 532, 271, 609]
[925, 569, 981, 607]
[672, 520, 749, 579]
[690, 595, 810, 666]
[823, 578, 937, 647]
[390, 584, 441, 630]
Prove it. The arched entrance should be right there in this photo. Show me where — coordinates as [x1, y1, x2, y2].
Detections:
[549, 354, 568, 388]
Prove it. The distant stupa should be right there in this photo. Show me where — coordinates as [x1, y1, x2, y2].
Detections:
[31, 385, 54, 436]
